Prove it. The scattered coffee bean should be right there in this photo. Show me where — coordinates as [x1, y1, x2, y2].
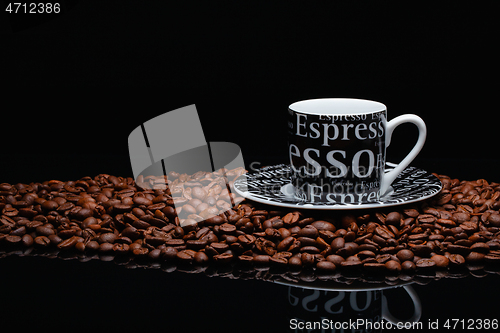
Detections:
[316, 260, 336, 271]
[396, 249, 414, 262]
[416, 258, 436, 269]
[401, 260, 416, 271]
[385, 260, 402, 273]
[431, 254, 449, 268]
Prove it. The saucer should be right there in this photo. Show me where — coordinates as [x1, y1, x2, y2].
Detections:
[232, 163, 442, 210]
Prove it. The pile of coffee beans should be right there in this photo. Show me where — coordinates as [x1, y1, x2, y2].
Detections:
[2, 168, 500, 277]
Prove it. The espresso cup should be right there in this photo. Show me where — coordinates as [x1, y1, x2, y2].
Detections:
[287, 98, 426, 204]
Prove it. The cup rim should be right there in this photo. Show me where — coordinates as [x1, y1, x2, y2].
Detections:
[289, 98, 386, 116]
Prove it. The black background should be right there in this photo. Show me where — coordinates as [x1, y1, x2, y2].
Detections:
[1, 1, 499, 332]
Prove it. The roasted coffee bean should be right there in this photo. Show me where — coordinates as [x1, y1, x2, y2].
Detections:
[385, 260, 401, 273]
[385, 212, 402, 225]
[466, 251, 485, 262]
[403, 209, 420, 218]
[186, 239, 207, 250]
[418, 214, 436, 223]
[396, 249, 414, 262]
[401, 260, 416, 271]
[297, 236, 316, 247]
[358, 244, 378, 253]
[41, 200, 59, 211]
[224, 235, 238, 244]
[148, 248, 161, 260]
[270, 255, 288, 265]
[34, 236, 51, 247]
[283, 212, 299, 225]
[357, 250, 376, 260]
[410, 244, 433, 256]
[177, 249, 197, 263]
[162, 246, 178, 260]
[238, 234, 256, 246]
[288, 256, 302, 268]
[133, 196, 153, 206]
[448, 253, 466, 266]
[21, 234, 33, 247]
[209, 242, 228, 253]
[484, 254, 500, 263]
[204, 215, 224, 226]
[98, 242, 113, 253]
[470, 242, 489, 253]
[121, 226, 141, 240]
[340, 259, 362, 268]
[10, 226, 26, 236]
[75, 242, 86, 252]
[487, 213, 500, 226]
[278, 227, 291, 239]
[297, 225, 318, 238]
[99, 233, 117, 244]
[35, 225, 55, 237]
[48, 234, 62, 245]
[315, 237, 329, 250]
[265, 228, 281, 238]
[300, 246, 320, 254]
[194, 251, 209, 264]
[213, 252, 234, 264]
[331, 237, 345, 252]
[317, 230, 334, 242]
[416, 258, 436, 269]
[58, 229, 77, 238]
[316, 260, 336, 271]
[311, 220, 336, 232]
[58, 236, 80, 250]
[4, 235, 22, 245]
[253, 254, 271, 264]
[431, 254, 449, 267]
[337, 242, 359, 257]
[219, 223, 236, 233]
[375, 227, 395, 239]
[86, 240, 100, 251]
[288, 239, 301, 253]
[301, 252, 315, 266]
[446, 244, 470, 255]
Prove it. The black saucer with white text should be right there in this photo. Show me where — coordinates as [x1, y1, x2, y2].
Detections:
[233, 163, 442, 210]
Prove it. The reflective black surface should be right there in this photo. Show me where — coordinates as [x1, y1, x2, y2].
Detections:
[0, 248, 498, 332]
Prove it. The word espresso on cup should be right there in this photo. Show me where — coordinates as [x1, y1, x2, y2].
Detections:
[287, 98, 426, 204]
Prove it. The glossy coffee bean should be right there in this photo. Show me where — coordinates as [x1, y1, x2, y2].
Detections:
[416, 258, 436, 269]
[431, 254, 449, 267]
[396, 249, 414, 262]
[385, 260, 401, 273]
[401, 260, 416, 271]
[34, 236, 51, 247]
[316, 260, 336, 271]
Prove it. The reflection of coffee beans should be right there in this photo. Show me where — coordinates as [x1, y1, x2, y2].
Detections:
[2, 170, 500, 275]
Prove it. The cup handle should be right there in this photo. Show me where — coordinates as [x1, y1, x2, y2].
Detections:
[382, 285, 422, 324]
[380, 114, 427, 195]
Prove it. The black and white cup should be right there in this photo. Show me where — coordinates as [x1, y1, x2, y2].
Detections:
[287, 98, 426, 204]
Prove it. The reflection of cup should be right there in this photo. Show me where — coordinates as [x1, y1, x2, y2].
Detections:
[128, 104, 246, 224]
[285, 285, 421, 332]
[287, 98, 426, 204]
